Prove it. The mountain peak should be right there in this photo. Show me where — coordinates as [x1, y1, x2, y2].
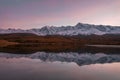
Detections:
[75, 22, 84, 26]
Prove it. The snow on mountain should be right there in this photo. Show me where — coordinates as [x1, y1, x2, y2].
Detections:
[0, 23, 120, 36]
[0, 52, 120, 66]
[0, 28, 28, 34]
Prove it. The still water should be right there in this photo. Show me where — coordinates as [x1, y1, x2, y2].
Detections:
[0, 51, 120, 80]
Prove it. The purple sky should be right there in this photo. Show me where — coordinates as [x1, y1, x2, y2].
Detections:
[0, 0, 120, 29]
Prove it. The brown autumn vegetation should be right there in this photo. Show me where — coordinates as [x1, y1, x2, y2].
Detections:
[0, 33, 119, 53]
[0, 40, 18, 47]
[0, 33, 119, 45]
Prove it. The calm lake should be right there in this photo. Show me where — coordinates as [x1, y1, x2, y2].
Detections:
[0, 48, 120, 80]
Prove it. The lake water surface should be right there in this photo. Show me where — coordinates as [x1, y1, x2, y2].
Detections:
[0, 51, 120, 80]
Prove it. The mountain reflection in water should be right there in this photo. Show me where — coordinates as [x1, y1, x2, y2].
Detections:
[0, 52, 120, 66]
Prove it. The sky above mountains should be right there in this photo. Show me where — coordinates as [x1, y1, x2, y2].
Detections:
[0, 0, 120, 29]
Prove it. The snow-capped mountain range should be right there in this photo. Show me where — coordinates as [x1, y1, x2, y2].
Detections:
[0, 23, 120, 36]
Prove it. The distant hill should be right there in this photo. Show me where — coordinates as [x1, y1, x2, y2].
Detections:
[0, 33, 120, 45]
